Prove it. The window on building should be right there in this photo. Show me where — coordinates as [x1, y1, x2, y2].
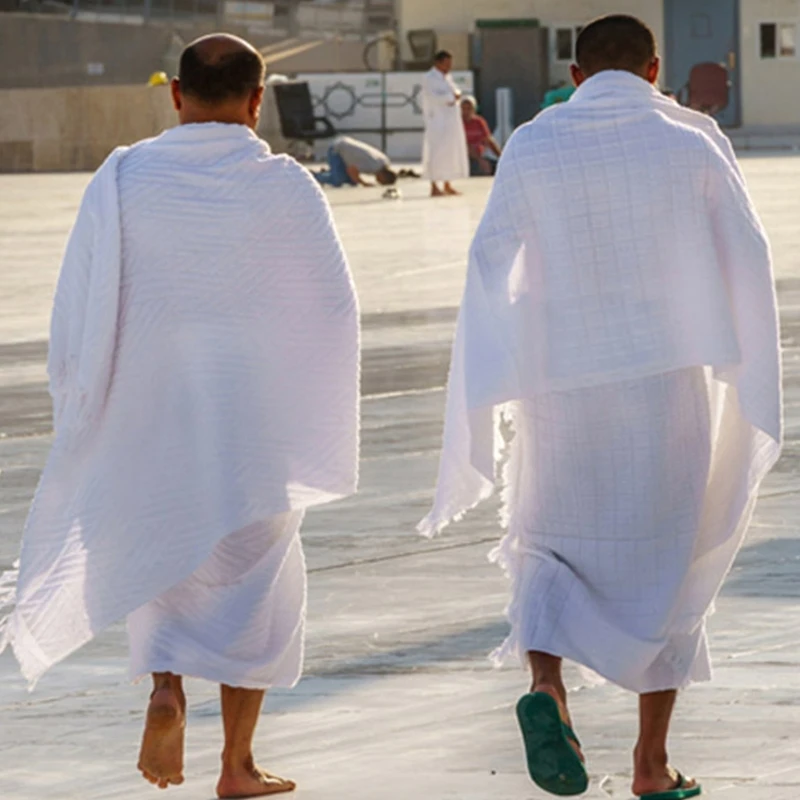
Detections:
[555, 28, 574, 61]
[780, 23, 797, 56]
[691, 13, 711, 38]
[760, 22, 798, 59]
[553, 26, 583, 62]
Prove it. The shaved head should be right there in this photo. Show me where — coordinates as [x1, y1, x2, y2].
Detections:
[575, 15, 657, 78]
[178, 33, 266, 105]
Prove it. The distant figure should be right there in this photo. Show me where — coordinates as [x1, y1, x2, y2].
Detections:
[421, 14, 780, 800]
[541, 83, 576, 109]
[422, 50, 469, 197]
[314, 135, 398, 188]
[0, 33, 359, 798]
[461, 95, 502, 176]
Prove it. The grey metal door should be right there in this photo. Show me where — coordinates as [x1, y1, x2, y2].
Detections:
[477, 23, 550, 129]
[664, 0, 740, 127]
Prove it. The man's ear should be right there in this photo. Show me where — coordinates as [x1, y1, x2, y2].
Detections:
[570, 63, 587, 88]
[646, 57, 661, 85]
[250, 86, 265, 117]
[170, 78, 182, 112]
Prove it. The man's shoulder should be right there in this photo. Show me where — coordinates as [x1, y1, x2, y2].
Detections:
[657, 100, 725, 134]
[650, 109, 730, 157]
[655, 102, 734, 153]
[236, 151, 322, 197]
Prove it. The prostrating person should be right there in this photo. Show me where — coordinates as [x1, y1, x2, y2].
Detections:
[314, 135, 398, 188]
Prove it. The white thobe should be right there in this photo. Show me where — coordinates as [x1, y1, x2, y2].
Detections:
[422, 67, 469, 183]
[0, 123, 360, 689]
[419, 71, 782, 693]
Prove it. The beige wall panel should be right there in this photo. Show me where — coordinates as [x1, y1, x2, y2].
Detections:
[399, 0, 664, 80]
[740, 0, 800, 126]
[0, 85, 177, 172]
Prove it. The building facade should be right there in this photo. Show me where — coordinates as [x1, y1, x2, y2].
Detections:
[397, 0, 800, 129]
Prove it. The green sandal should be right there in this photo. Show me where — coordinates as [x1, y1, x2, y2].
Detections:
[516, 692, 589, 796]
[639, 772, 702, 799]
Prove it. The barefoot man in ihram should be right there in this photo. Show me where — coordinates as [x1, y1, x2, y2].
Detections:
[422, 50, 470, 197]
[0, 34, 359, 797]
[420, 15, 781, 800]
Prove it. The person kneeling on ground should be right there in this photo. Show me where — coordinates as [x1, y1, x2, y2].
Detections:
[461, 95, 502, 176]
[314, 135, 398, 188]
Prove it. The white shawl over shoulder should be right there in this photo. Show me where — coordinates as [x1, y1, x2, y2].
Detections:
[1, 124, 360, 686]
[420, 72, 782, 536]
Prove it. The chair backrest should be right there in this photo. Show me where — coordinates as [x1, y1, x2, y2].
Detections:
[272, 81, 316, 139]
[687, 62, 729, 114]
[407, 29, 438, 62]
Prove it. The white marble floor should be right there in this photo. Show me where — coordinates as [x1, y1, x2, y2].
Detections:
[0, 162, 799, 799]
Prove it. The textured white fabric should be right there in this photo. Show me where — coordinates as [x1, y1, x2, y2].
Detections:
[419, 72, 782, 691]
[128, 511, 307, 690]
[499, 369, 717, 692]
[0, 123, 360, 687]
[421, 67, 469, 182]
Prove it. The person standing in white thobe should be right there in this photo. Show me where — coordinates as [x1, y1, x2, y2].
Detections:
[0, 34, 359, 798]
[422, 50, 469, 197]
[419, 15, 781, 800]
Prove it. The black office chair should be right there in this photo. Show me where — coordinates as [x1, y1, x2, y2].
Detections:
[272, 82, 336, 147]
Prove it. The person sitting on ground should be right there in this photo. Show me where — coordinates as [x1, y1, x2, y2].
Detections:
[460, 95, 502, 176]
[315, 135, 398, 188]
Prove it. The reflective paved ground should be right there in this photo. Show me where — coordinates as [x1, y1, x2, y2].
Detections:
[0, 161, 799, 799]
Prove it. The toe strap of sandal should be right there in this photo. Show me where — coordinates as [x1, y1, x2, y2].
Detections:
[561, 722, 582, 749]
[673, 772, 691, 789]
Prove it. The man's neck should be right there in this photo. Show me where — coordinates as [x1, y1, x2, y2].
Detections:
[178, 101, 252, 127]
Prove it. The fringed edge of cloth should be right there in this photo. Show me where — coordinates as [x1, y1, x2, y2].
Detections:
[0, 560, 20, 655]
[417, 404, 516, 539]
[487, 405, 522, 667]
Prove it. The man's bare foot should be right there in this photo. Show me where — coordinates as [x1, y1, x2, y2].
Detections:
[532, 682, 585, 762]
[431, 185, 445, 197]
[632, 761, 698, 797]
[444, 183, 461, 196]
[138, 687, 186, 789]
[217, 758, 296, 798]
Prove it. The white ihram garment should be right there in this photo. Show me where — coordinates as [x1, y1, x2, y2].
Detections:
[0, 123, 360, 689]
[419, 72, 782, 693]
[422, 67, 469, 183]
[128, 511, 307, 688]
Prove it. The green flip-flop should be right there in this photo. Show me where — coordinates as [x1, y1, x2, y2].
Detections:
[639, 772, 702, 799]
[516, 692, 589, 796]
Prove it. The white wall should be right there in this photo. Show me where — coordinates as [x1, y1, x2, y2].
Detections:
[740, 0, 800, 126]
[397, 0, 665, 87]
[299, 71, 475, 160]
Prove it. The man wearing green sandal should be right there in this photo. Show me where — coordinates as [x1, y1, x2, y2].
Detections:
[419, 14, 781, 800]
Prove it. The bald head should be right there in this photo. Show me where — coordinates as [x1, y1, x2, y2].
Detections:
[178, 33, 265, 105]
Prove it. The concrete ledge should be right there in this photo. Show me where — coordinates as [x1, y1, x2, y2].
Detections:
[0, 84, 176, 172]
[729, 126, 800, 152]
